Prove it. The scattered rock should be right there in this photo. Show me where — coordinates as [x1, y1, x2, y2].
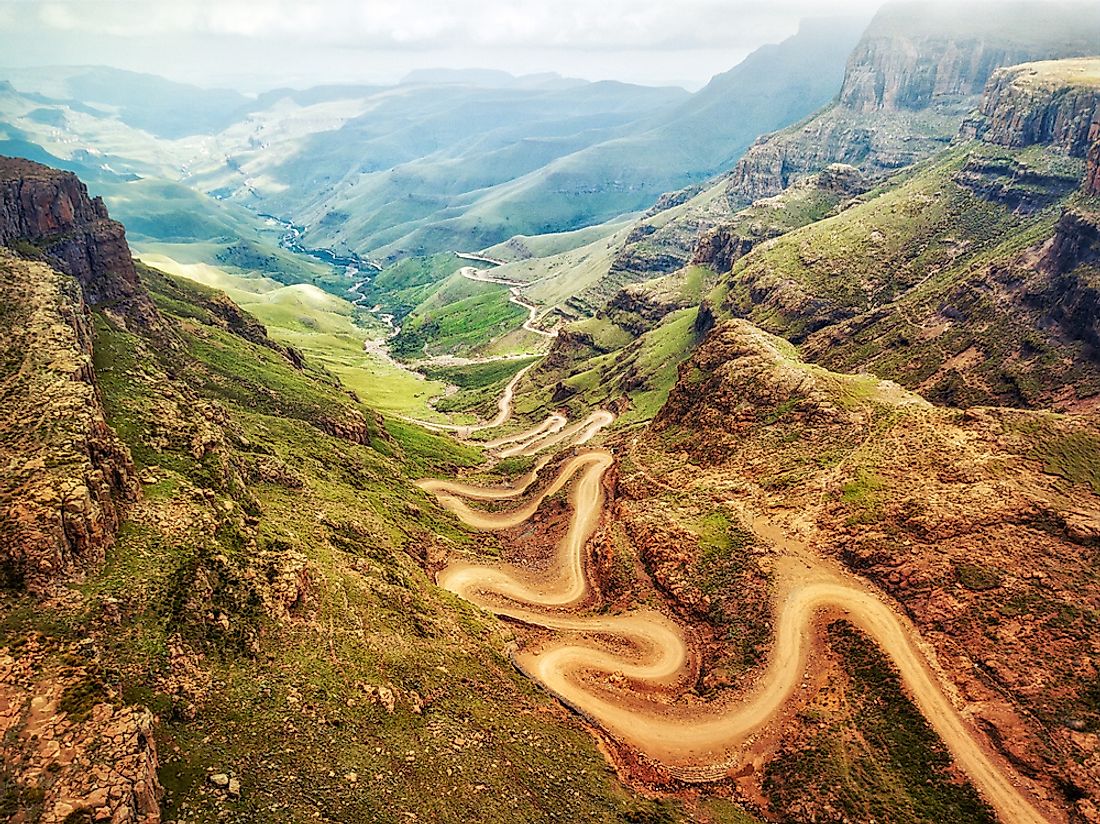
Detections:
[208, 773, 230, 789]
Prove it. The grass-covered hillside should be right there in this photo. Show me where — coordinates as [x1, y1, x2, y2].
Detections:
[716, 139, 1099, 408]
[2, 248, 753, 823]
[135, 254, 456, 421]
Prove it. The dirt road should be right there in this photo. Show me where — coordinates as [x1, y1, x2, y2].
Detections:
[420, 433, 1056, 824]
[456, 266, 558, 337]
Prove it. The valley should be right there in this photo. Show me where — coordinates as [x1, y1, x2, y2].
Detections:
[2, 2, 1100, 823]
[420, 370, 1048, 824]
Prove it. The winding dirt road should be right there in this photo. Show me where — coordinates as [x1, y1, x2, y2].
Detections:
[457, 266, 558, 337]
[419, 419, 1055, 824]
[402, 362, 536, 435]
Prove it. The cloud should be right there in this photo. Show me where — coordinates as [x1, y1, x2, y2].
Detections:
[12, 0, 876, 49]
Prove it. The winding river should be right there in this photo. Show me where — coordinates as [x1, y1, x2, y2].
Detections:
[417, 387, 1056, 824]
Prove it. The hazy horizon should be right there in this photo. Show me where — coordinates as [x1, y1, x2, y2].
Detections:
[1, 0, 886, 92]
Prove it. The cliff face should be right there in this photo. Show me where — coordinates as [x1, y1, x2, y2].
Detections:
[1088, 122, 1100, 195]
[0, 157, 154, 590]
[960, 59, 1100, 156]
[724, 3, 1100, 203]
[0, 249, 140, 590]
[715, 57, 1100, 412]
[0, 156, 155, 324]
[1034, 208, 1100, 352]
[838, 35, 1050, 115]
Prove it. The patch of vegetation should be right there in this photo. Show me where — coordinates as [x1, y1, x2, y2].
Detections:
[390, 281, 528, 360]
[687, 511, 770, 677]
[763, 622, 997, 824]
[955, 562, 1003, 592]
[58, 673, 110, 722]
[361, 253, 466, 318]
[423, 357, 540, 418]
[1035, 430, 1100, 493]
[840, 469, 887, 524]
[137, 259, 457, 420]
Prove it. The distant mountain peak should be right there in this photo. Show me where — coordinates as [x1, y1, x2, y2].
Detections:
[398, 67, 585, 90]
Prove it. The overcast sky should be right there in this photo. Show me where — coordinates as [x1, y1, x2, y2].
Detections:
[0, 0, 897, 91]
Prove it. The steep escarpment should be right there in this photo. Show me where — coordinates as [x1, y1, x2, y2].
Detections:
[960, 59, 1100, 155]
[0, 156, 156, 325]
[0, 250, 140, 590]
[1034, 207, 1100, 350]
[799, 198, 1100, 411]
[724, 1, 1100, 203]
[0, 159, 161, 591]
[549, 2, 1100, 322]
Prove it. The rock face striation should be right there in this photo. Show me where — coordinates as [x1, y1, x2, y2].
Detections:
[1035, 207, 1100, 352]
[960, 59, 1100, 156]
[0, 156, 156, 324]
[0, 157, 146, 590]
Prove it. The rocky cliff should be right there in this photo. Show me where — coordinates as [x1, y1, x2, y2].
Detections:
[0, 249, 140, 590]
[0, 156, 156, 325]
[1034, 207, 1100, 352]
[711, 56, 1100, 412]
[836, 6, 1076, 114]
[724, 2, 1100, 203]
[960, 59, 1100, 156]
[0, 158, 153, 590]
[1088, 122, 1100, 195]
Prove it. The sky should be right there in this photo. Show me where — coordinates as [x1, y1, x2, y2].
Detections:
[0, 0, 889, 91]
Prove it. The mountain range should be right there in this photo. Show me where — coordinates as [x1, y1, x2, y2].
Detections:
[1, 2, 1100, 823]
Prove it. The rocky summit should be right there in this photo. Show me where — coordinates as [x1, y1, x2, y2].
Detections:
[1, 5, 1100, 824]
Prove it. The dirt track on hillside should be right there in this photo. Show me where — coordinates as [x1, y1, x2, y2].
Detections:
[419, 417, 1057, 824]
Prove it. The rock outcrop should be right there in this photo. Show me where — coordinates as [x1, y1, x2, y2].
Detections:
[654, 320, 871, 469]
[693, 164, 865, 274]
[691, 225, 757, 275]
[1034, 208, 1100, 352]
[724, 2, 1100, 203]
[0, 249, 140, 590]
[960, 59, 1100, 156]
[0, 155, 156, 325]
[0, 657, 162, 824]
[1088, 122, 1100, 195]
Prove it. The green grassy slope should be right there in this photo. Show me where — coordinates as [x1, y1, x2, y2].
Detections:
[137, 256, 456, 421]
[711, 140, 1097, 407]
[2, 259, 749, 823]
[389, 274, 529, 361]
